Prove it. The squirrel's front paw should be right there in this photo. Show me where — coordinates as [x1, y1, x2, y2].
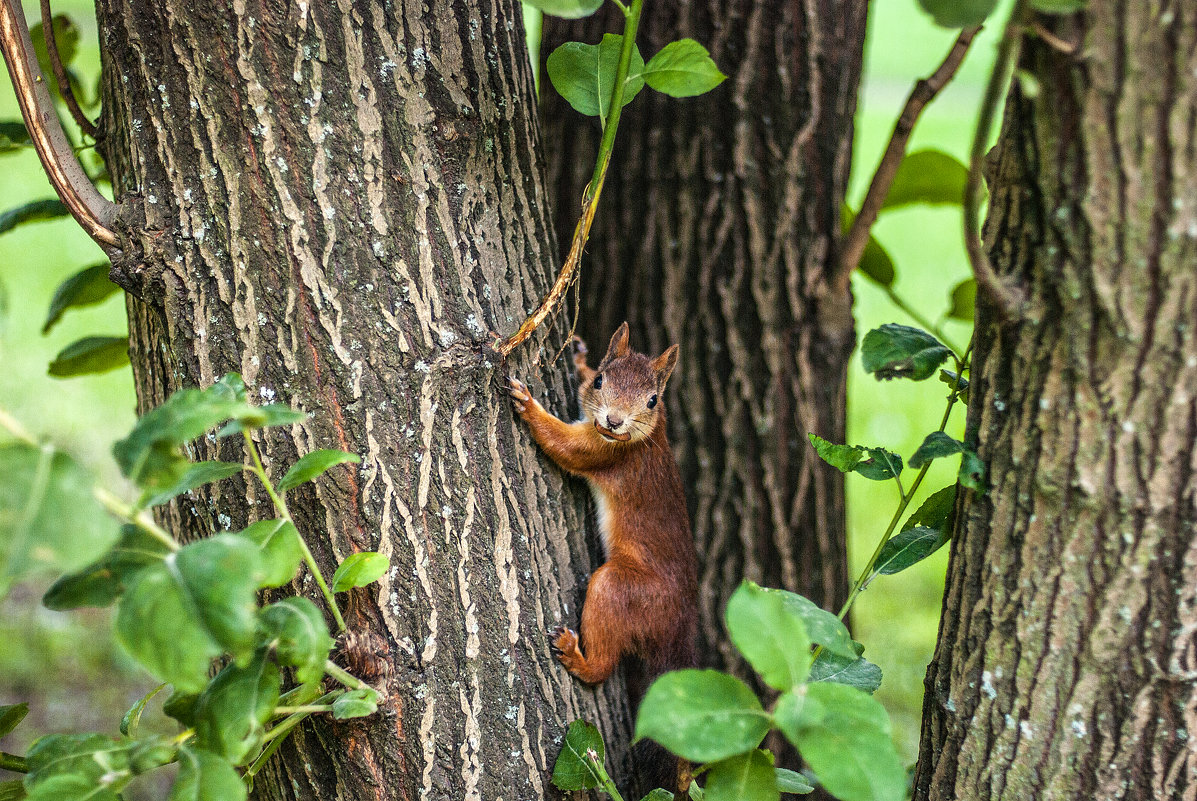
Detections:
[508, 377, 533, 413]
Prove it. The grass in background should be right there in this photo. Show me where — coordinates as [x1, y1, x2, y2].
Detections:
[0, 0, 1007, 779]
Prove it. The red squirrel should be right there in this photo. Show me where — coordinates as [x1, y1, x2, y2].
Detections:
[508, 323, 698, 685]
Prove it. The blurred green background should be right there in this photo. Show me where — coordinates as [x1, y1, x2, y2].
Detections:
[0, 0, 998, 779]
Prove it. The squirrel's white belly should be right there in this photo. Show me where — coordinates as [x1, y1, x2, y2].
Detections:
[587, 481, 613, 557]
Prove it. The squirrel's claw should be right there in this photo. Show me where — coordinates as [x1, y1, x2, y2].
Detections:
[550, 625, 578, 655]
[508, 376, 533, 413]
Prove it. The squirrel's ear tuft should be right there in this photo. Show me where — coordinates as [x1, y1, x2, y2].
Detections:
[603, 322, 631, 363]
[650, 344, 679, 386]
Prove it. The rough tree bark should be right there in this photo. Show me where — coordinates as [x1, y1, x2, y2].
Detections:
[92, 0, 635, 798]
[541, 0, 865, 674]
[915, 4, 1197, 799]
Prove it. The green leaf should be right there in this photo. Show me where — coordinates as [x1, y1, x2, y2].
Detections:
[902, 485, 956, 534]
[142, 461, 244, 507]
[43, 524, 172, 610]
[518, 0, 602, 19]
[277, 449, 360, 492]
[331, 687, 380, 720]
[809, 649, 882, 694]
[24, 734, 130, 801]
[859, 235, 896, 287]
[768, 591, 857, 659]
[938, 369, 970, 403]
[947, 278, 976, 321]
[214, 404, 307, 437]
[259, 597, 333, 685]
[959, 449, 986, 492]
[642, 39, 726, 98]
[0, 199, 68, 236]
[874, 527, 947, 575]
[0, 703, 28, 738]
[640, 790, 676, 801]
[0, 443, 119, 593]
[774, 684, 905, 801]
[115, 535, 262, 693]
[689, 781, 705, 801]
[331, 551, 389, 593]
[880, 150, 968, 210]
[169, 746, 247, 801]
[775, 768, 815, 795]
[128, 736, 177, 775]
[704, 749, 779, 801]
[861, 324, 952, 381]
[916, 0, 999, 28]
[42, 265, 121, 334]
[908, 432, 964, 469]
[546, 35, 646, 121]
[635, 669, 769, 762]
[194, 649, 280, 765]
[807, 434, 863, 473]
[854, 447, 903, 481]
[0, 779, 25, 800]
[30, 16, 79, 78]
[551, 719, 605, 791]
[1029, 0, 1086, 11]
[234, 519, 302, 589]
[48, 336, 130, 377]
[725, 581, 811, 691]
[162, 691, 199, 728]
[113, 374, 256, 487]
[120, 683, 166, 737]
[0, 120, 30, 153]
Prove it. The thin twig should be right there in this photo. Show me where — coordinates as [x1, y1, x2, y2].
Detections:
[834, 27, 980, 294]
[964, 2, 1027, 318]
[0, 0, 117, 249]
[38, 0, 95, 136]
[492, 0, 645, 358]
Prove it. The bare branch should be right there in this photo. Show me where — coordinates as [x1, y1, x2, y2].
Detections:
[833, 26, 979, 295]
[0, 0, 118, 250]
[39, 0, 96, 137]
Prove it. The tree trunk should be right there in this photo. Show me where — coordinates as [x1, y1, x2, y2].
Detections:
[93, 0, 634, 798]
[915, 5, 1197, 800]
[541, 0, 864, 675]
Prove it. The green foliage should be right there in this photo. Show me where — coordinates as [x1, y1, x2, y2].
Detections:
[277, 448, 360, 491]
[42, 525, 171, 610]
[0, 120, 31, 153]
[773, 684, 905, 801]
[947, 278, 976, 321]
[235, 519, 303, 589]
[641, 40, 726, 98]
[517, 0, 602, 20]
[861, 324, 952, 381]
[774, 768, 815, 795]
[881, 150, 968, 210]
[636, 670, 770, 762]
[807, 435, 903, 482]
[1029, 0, 1086, 11]
[194, 650, 280, 765]
[908, 432, 964, 468]
[916, 0, 999, 28]
[0, 703, 28, 738]
[547, 35, 646, 121]
[808, 650, 882, 694]
[873, 527, 946, 575]
[331, 551, 389, 593]
[119, 684, 164, 737]
[331, 688, 380, 720]
[704, 750, 778, 801]
[0, 199, 68, 236]
[47, 336, 130, 377]
[42, 265, 120, 334]
[725, 582, 810, 691]
[0, 443, 118, 593]
[170, 746, 247, 801]
[551, 719, 606, 790]
[259, 597, 333, 684]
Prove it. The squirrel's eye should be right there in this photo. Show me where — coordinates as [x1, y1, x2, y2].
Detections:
[593, 374, 603, 390]
[647, 394, 658, 409]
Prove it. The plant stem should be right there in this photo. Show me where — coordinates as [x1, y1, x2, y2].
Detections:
[0, 407, 36, 444]
[273, 705, 332, 715]
[833, 344, 973, 624]
[324, 659, 367, 691]
[493, 0, 644, 356]
[0, 751, 27, 773]
[243, 432, 346, 633]
[247, 693, 338, 780]
[884, 286, 964, 357]
[94, 487, 180, 552]
[587, 752, 626, 801]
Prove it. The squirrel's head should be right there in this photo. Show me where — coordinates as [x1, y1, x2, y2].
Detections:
[578, 322, 679, 444]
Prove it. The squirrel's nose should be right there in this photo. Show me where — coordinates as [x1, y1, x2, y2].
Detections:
[605, 414, 624, 430]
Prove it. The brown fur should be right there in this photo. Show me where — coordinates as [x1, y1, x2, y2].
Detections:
[508, 323, 699, 685]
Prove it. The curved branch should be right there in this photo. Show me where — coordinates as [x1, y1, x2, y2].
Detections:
[0, 0, 118, 250]
[39, 0, 96, 137]
[833, 26, 979, 295]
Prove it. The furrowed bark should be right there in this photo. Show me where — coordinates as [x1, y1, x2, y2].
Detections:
[915, 4, 1197, 799]
[93, 0, 633, 797]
